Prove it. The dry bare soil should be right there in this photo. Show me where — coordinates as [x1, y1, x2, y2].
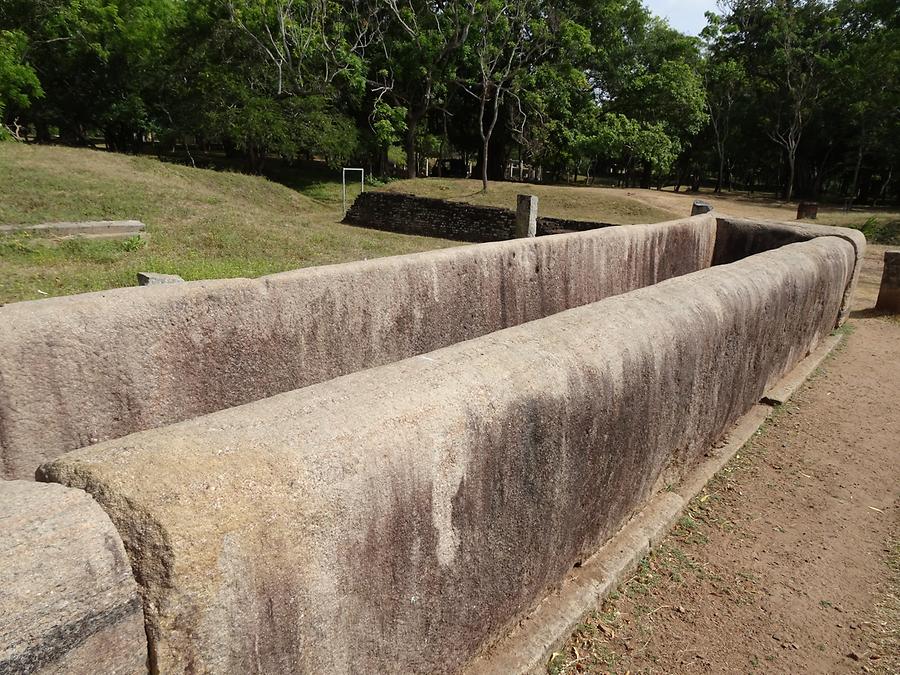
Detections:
[550, 249, 900, 673]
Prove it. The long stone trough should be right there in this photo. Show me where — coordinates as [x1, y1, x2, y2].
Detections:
[0, 213, 864, 673]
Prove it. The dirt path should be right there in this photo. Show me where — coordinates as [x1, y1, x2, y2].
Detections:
[550, 257, 900, 674]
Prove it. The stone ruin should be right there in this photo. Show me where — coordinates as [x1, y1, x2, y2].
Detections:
[0, 211, 864, 673]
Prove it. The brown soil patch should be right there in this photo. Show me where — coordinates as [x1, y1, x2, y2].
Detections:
[550, 254, 900, 674]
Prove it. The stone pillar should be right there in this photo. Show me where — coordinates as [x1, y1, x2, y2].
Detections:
[796, 201, 818, 219]
[691, 200, 712, 216]
[516, 194, 538, 238]
[876, 250, 900, 313]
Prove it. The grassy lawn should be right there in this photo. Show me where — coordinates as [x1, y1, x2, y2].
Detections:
[0, 144, 457, 304]
[388, 177, 900, 236]
[383, 178, 680, 224]
[3, 144, 897, 305]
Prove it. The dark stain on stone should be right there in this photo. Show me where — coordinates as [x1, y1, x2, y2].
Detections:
[0, 596, 142, 675]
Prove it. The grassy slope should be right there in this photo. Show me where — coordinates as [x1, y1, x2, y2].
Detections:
[3, 144, 896, 304]
[0, 144, 455, 304]
[388, 178, 900, 234]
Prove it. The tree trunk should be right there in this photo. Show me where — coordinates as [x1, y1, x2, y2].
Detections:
[437, 113, 448, 178]
[35, 120, 51, 143]
[847, 133, 864, 210]
[874, 166, 892, 206]
[786, 151, 795, 202]
[715, 154, 725, 194]
[478, 83, 502, 193]
[405, 115, 418, 179]
[481, 137, 489, 191]
[640, 162, 652, 189]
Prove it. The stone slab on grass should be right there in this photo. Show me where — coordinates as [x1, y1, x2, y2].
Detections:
[0, 220, 145, 235]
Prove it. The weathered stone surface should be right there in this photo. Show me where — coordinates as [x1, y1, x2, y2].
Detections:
[0, 221, 145, 238]
[875, 250, 900, 313]
[515, 194, 538, 238]
[39, 237, 856, 674]
[691, 199, 713, 215]
[136, 271, 184, 286]
[1, 215, 718, 479]
[713, 216, 866, 324]
[0, 481, 147, 674]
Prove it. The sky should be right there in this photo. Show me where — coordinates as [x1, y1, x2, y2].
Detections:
[643, 0, 720, 36]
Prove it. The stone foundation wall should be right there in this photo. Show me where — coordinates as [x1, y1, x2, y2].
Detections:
[342, 190, 615, 241]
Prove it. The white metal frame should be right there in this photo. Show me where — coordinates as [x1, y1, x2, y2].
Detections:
[342, 167, 365, 214]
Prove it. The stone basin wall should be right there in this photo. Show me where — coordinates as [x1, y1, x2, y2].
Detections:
[1, 215, 719, 480]
[38, 235, 859, 674]
[342, 190, 616, 241]
[0, 215, 865, 674]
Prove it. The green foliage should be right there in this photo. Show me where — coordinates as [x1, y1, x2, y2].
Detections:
[0, 30, 43, 137]
[587, 113, 679, 174]
[700, 0, 898, 201]
[386, 145, 407, 169]
[850, 217, 900, 245]
[120, 235, 146, 252]
[629, 60, 708, 141]
[371, 102, 408, 149]
[0, 0, 895, 201]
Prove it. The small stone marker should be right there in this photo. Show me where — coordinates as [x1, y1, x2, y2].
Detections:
[875, 250, 900, 313]
[796, 202, 818, 219]
[691, 200, 713, 216]
[137, 271, 185, 286]
[516, 194, 538, 238]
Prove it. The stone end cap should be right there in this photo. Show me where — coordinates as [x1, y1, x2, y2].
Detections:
[0, 480, 148, 674]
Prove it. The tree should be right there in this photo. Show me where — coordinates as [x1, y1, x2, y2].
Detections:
[830, 0, 899, 207]
[584, 112, 678, 184]
[0, 0, 123, 142]
[716, 0, 835, 201]
[466, 0, 599, 189]
[360, 0, 474, 177]
[0, 30, 43, 139]
[154, 0, 360, 172]
[703, 57, 746, 193]
[464, 0, 536, 190]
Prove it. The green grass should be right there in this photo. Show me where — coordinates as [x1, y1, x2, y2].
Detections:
[0, 144, 457, 304]
[848, 216, 900, 245]
[385, 178, 679, 224]
[6, 143, 893, 305]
